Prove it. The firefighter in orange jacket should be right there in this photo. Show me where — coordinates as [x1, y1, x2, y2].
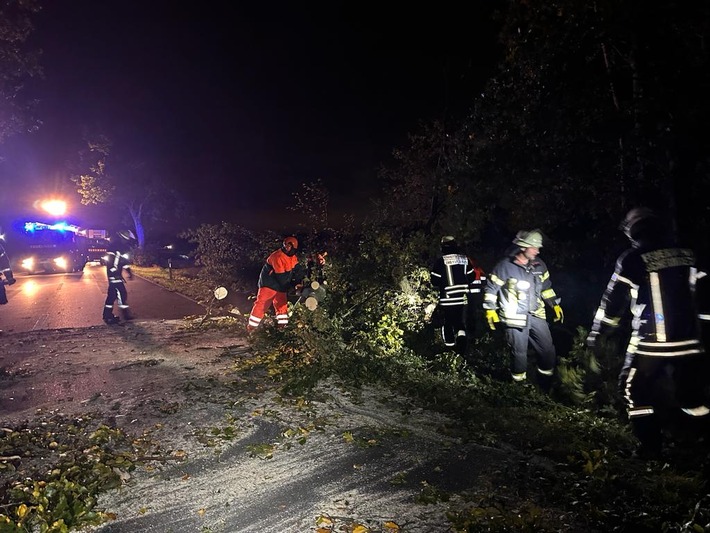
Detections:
[247, 236, 306, 331]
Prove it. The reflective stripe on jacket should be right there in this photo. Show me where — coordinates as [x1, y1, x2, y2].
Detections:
[483, 256, 557, 327]
[105, 250, 131, 283]
[0, 244, 12, 279]
[430, 254, 485, 307]
[588, 246, 705, 358]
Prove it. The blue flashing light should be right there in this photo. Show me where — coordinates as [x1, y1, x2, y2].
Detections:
[23, 221, 80, 234]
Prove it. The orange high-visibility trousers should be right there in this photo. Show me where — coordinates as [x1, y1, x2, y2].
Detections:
[247, 286, 289, 330]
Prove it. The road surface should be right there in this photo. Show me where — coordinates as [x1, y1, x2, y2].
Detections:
[0, 263, 205, 333]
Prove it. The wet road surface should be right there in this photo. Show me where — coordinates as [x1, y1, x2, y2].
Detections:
[0, 263, 205, 333]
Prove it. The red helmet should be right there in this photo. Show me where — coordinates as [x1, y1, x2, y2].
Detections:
[282, 236, 299, 250]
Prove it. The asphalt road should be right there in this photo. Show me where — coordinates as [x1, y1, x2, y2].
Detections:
[0, 263, 205, 333]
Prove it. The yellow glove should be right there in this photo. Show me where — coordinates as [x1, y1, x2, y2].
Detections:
[553, 304, 564, 323]
[485, 309, 500, 330]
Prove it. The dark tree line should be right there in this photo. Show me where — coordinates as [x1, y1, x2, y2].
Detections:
[379, 0, 710, 270]
[0, 0, 41, 146]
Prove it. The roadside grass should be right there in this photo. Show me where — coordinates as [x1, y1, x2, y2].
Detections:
[131, 265, 210, 304]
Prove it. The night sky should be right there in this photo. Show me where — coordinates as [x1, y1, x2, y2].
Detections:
[0, 1, 499, 233]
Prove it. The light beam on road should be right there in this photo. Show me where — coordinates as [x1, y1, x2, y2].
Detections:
[22, 280, 39, 296]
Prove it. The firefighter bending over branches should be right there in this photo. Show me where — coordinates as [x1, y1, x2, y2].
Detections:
[247, 236, 306, 332]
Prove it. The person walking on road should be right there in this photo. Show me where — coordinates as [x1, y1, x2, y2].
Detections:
[102, 230, 135, 325]
[483, 229, 563, 390]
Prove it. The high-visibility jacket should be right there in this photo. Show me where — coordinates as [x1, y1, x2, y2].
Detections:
[430, 253, 485, 307]
[104, 250, 132, 283]
[587, 246, 706, 357]
[483, 256, 558, 328]
[258, 249, 305, 293]
[0, 243, 14, 282]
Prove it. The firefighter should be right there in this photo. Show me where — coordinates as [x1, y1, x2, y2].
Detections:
[587, 208, 710, 459]
[483, 229, 563, 389]
[247, 236, 306, 331]
[102, 230, 135, 324]
[0, 240, 16, 306]
[430, 236, 486, 356]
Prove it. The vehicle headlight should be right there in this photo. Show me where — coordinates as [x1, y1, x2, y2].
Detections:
[21, 257, 34, 269]
[54, 257, 68, 269]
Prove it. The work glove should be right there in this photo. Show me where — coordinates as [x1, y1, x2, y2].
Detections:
[485, 309, 500, 330]
[5, 274, 16, 285]
[553, 304, 564, 323]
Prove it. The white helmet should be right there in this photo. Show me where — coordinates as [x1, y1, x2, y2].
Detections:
[513, 229, 543, 248]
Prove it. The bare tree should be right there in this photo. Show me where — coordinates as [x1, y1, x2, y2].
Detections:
[71, 135, 175, 249]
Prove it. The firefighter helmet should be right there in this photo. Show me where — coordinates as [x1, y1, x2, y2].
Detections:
[513, 229, 543, 248]
[109, 229, 135, 253]
[282, 236, 299, 250]
[440, 235, 459, 253]
[620, 207, 658, 240]
[117, 229, 136, 242]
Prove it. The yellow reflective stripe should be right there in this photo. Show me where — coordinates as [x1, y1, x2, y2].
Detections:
[540, 271, 550, 282]
[541, 288, 556, 299]
[484, 293, 497, 303]
[649, 272, 666, 342]
[504, 318, 527, 327]
[489, 274, 505, 286]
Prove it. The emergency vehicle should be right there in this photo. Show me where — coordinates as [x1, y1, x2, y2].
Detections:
[12, 221, 89, 274]
[83, 228, 110, 263]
